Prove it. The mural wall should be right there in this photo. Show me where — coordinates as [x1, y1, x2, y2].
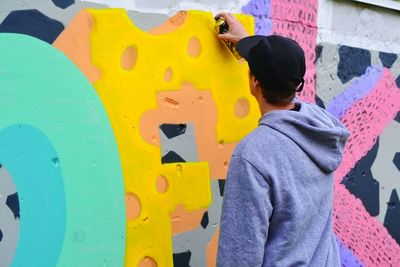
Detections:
[0, 0, 399, 266]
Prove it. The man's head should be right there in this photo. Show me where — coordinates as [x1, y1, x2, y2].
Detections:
[237, 35, 306, 106]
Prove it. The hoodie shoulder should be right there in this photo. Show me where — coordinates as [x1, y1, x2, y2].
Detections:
[243, 102, 350, 173]
[232, 123, 284, 163]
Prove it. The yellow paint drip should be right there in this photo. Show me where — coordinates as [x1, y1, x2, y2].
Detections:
[87, 9, 256, 266]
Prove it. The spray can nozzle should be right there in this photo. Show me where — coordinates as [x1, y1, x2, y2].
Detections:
[215, 17, 242, 59]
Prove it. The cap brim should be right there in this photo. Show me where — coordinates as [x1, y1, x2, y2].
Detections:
[237, 35, 269, 61]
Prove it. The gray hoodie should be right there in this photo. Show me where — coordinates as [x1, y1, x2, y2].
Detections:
[217, 99, 349, 267]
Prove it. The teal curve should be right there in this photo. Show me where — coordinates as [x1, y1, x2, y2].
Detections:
[0, 124, 66, 267]
[0, 33, 126, 267]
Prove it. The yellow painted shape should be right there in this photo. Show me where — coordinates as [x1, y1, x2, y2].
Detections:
[87, 9, 257, 266]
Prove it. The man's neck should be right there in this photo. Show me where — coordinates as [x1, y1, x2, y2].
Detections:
[258, 97, 295, 116]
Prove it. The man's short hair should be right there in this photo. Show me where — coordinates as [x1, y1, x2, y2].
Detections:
[259, 79, 299, 106]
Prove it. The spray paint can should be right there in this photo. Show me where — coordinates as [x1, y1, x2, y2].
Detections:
[215, 17, 242, 59]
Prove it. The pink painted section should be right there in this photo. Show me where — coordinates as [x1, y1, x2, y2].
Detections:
[270, 0, 318, 27]
[334, 69, 400, 183]
[270, 0, 318, 103]
[334, 184, 400, 267]
[333, 69, 400, 266]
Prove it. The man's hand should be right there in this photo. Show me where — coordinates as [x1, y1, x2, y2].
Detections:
[215, 12, 249, 45]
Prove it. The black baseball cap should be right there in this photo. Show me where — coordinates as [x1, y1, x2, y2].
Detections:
[237, 35, 306, 92]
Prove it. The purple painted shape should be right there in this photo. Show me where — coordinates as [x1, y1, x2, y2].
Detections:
[254, 17, 272, 35]
[242, 0, 272, 35]
[335, 236, 365, 267]
[242, 0, 270, 16]
[327, 66, 383, 120]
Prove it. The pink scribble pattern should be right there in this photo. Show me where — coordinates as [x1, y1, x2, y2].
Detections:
[334, 184, 400, 267]
[334, 69, 400, 184]
[270, 1, 318, 26]
[333, 69, 400, 266]
[270, 0, 318, 103]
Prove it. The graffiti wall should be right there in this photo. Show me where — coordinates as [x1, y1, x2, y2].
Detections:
[0, 0, 399, 266]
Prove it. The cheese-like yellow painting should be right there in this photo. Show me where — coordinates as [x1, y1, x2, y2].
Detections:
[56, 8, 256, 266]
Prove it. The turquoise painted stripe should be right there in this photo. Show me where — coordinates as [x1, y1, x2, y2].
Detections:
[0, 33, 126, 267]
[0, 124, 66, 267]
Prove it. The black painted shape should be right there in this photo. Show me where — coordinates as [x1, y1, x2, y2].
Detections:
[201, 211, 209, 229]
[173, 250, 192, 267]
[395, 112, 400, 123]
[218, 179, 226, 197]
[160, 124, 187, 139]
[6, 192, 20, 219]
[337, 45, 371, 84]
[315, 45, 323, 63]
[162, 151, 186, 164]
[384, 189, 400, 245]
[393, 152, 400, 171]
[315, 95, 326, 109]
[341, 138, 380, 216]
[379, 52, 397, 68]
[51, 0, 75, 9]
[0, 229, 2, 242]
[0, 9, 64, 44]
[396, 75, 400, 89]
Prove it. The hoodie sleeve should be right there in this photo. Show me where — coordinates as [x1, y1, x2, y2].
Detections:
[217, 156, 273, 267]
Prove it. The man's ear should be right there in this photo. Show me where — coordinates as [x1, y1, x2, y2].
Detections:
[248, 72, 261, 97]
[249, 72, 259, 86]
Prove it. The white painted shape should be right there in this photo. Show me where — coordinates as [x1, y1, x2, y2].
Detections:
[317, 0, 334, 31]
[371, 120, 400, 223]
[390, 57, 400, 78]
[79, 0, 251, 16]
[370, 50, 382, 67]
[0, 167, 20, 267]
[80, 0, 135, 9]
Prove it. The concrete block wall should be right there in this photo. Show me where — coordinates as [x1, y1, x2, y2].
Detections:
[0, 0, 399, 266]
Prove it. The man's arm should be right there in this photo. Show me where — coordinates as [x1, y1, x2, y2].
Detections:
[217, 156, 273, 267]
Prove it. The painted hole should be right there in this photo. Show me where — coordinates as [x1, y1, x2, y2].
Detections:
[187, 37, 201, 58]
[176, 164, 183, 176]
[156, 175, 169, 193]
[138, 256, 157, 267]
[234, 98, 250, 118]
[164, 67, 173, 82]
[121, 46, 137, 70]
[125, 192, 141, 220]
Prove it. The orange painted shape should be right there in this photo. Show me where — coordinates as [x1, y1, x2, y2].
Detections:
[149, 11, 187, 35]
[170, 205, 206, 234]
[234, 97, 250, 118]
[164, 67, 173, 82]
[138, 256, 158, 267]
[206, 228, 220, 267]
[121, 46, 137, 70]
[187, 36, 202, 58]
[156, 175, 169, 194]
[140, 83, 237, 180]
[126, 193, 141, 220]
[53, 10, 100, 82]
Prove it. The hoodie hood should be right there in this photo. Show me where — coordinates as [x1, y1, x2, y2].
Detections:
[258, 100, 350, 173]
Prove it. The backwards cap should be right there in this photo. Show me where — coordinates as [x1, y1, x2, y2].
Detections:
[237, 35, 306, 92]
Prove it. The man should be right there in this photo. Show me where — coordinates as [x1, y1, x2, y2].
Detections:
[215, 13, 349, 267]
